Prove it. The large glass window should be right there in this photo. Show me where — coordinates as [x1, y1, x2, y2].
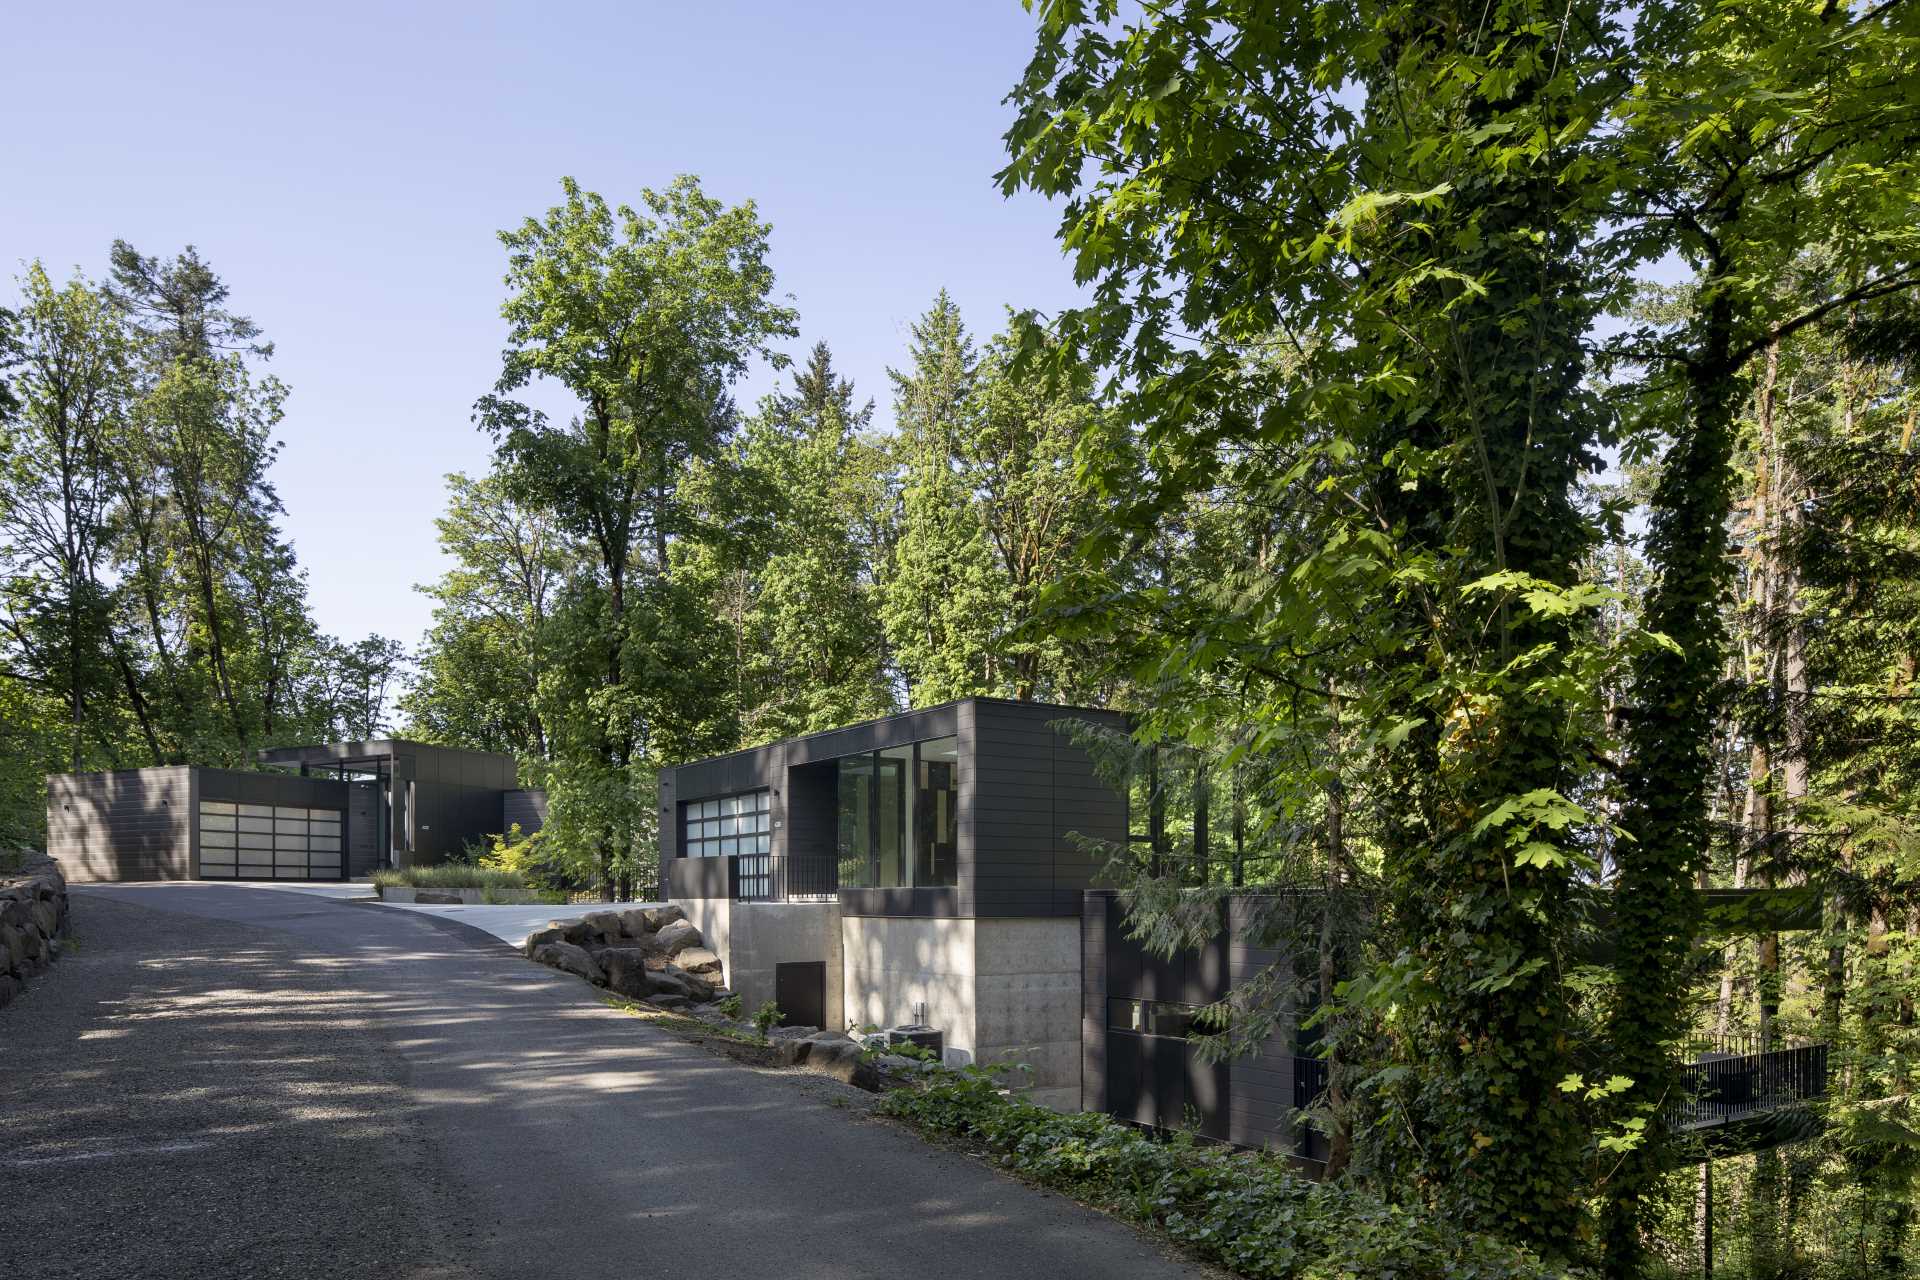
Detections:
[682, 789, 771, 858]
[838, 736, 958, 889]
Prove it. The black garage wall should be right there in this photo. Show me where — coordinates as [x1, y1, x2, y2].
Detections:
[47, 767, 193, 882]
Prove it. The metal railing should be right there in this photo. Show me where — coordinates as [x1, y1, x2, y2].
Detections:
[1285, 1043, 1828, 1133]
[735, 854, 838, 903]
[1677, 1041, 1829, 1129]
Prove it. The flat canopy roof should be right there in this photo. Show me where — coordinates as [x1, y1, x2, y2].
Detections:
[257, 739, 516, 771]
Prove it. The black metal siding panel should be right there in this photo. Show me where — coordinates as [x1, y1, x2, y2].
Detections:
[784, 703, 962, 766]
[501, 788, 548, 835]
[657, 770, 677, 901]
[784, 758, 837, 867]
[966, 701, 1129, 919]
[837, 886, 961, 917]
[46, 767, 194, 882]
[347, 781, 381, 877]
[194, 767, 350, 811]
[673, 744, 780, 801]
[1085, 888, 1310, 1151]
[668, 856, 732, 900]
[1082, 898, 1108, 1112]
[968, 701, 1061, 917]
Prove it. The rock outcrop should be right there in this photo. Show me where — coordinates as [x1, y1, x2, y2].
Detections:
[1, 852, 71, 1009]
[524, 909, 724, 998]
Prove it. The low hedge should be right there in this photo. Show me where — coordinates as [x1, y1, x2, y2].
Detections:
[370, 865, 529, 894]
[878, 1071, 1586, 1280]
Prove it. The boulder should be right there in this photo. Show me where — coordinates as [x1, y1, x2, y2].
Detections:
[522, 926, 566, 955]
[663, 964, 715, 1002]
[653, 921, 702, 957]
[617, 908, 655, 939]
[0, 974, 15, 1008]
[643, 904, 687, 931]
[579, 911, 625, 944]
[0, 922, 23, 975]
[649, 994, 691, 1011]
[531, 942, 606, 986]
[676, 946, 722, 976]
[800, 1039, 879, 1090]
[558, 919, 600, 947]
[768, 1025, 822, 1041]
[600, 948, 655, 999]
[629, 964, 712, 1003]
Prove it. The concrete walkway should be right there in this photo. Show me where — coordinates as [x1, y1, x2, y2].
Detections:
[4, 883, 1206, 1280]
[215, 879, 661, 946]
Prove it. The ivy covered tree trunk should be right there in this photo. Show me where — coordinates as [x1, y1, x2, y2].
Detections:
[1605, 290, 1742, 1272]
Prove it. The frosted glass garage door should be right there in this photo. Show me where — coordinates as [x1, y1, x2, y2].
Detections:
[198, 802, 343, 880]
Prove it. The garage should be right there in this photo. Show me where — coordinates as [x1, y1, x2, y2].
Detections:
[196, 801, 343, 880]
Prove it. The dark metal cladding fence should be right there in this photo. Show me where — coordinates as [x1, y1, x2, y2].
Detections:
[735, 854, 838, 903]
[1293, 1055, 1330, 1111]
[1678, 1042, 1829, 1128]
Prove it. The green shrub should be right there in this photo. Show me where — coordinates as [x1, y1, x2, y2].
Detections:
[751, 1000, 783, 1042]
[371, 865, 530, 894]
[879, 1073, 1586, 1280]
[478, 824, 582, 896]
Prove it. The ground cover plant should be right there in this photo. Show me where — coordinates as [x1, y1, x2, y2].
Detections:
[880, 1070, 1586, 1280]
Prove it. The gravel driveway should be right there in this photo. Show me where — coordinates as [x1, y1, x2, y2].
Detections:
[1, 884, 1205, 1280]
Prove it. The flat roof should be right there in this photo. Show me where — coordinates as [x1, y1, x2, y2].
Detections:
[665, 695, 1126, 772]
[256, 739, 517, 768]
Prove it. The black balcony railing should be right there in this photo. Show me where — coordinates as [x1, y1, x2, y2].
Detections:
[1677, 1041, 1829, 1129]
[1285, 1043, 1826, 1133]
[735, 853, 838, 903]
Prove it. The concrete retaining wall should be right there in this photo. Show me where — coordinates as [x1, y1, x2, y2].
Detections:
[690, 900, 842, 1029]
[841, 914, 1080, 1110]
[974, 918, 1081, 1112]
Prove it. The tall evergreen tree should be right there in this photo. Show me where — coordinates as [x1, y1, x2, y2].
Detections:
[726, 340, 894, 740]
[883, 293, 1005, 703]
[475, 176, 796, 895]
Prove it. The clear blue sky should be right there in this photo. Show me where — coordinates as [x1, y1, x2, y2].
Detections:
[3, 2, 1083, 650]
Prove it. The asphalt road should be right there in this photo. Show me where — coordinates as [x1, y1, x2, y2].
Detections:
[1, 883, 1205, 1280]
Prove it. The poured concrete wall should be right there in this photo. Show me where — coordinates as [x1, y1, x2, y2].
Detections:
[683, 897, 845, 1030]
[843, 916, 978, 1054]
[681, 896, 732, 975]
[842, 914, 1080, 1109]
[728, 902, 842, 1030]
[974, 918, 1081, 1112]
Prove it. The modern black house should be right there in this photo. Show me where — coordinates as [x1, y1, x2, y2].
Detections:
[46, 739, 544, 883]
[660, 696, 1128, 1109]
[664, 699, 1836, 1153]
